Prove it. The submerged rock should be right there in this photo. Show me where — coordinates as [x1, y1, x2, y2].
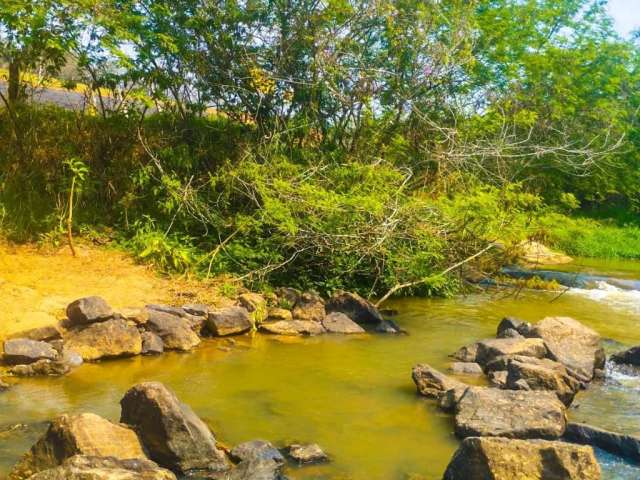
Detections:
[145, 310, 200, 351]
[3, 339, 59, 365]
[325, 291, 383, 324]
[10, 413, 146, 479]
[374, 319, 405, 334]
[610, 346, 640, 367]
[120, 382, 230, 476]
[443, 437, 600, 480]
[66, 296, 114, 326]
[475, 338, 547, 367]
[449, 362, 483, 375]
[412, 364, 465, 398]
[259, 320, 325, 336]
[291, 292, 325, 322]
[321, 312, 365, 334]
[207, 307, 253, 336]
[64, 319, 142, 361]
[454, 387, 567, 439]
[286, 444, 328, 464]
[230, 440, 285, 465]
[26, 455, 176, 480]
[565, 422, 640, 463]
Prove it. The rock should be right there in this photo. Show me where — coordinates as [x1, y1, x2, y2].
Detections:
[286, 444, 328, 464]
[9, 359, 70, 377]
[227, 458, 288, 480]
[325, 291, 383, 324]
[3, 339, 59, 365]
[496, 317, 532, 337]
[518, 240, 573, 265]
[274, 287, 300, 308]
[497, 328, 523, 339]
[475, 338, 547, 367]
[374, 319, 405, 334]
[505, 357, 581, 406]
[10, 413, 146, 479]
[454, 388, 567, 439]
[26, 455, 176, 480]
[449, 362, 483, 375]
[321, 312, 365, 334]
[488, 370, 508, 388]
[145, 310, 201, 351]
[411, 364, 465, 398]
[119, 307, 150, 326]
[610, 346, 640, 367]
[443, 437, 600, 480]
[229, 440, 285, 465]
[237, 293, 268, 324]
[207, 307, 253, 336]
[66, 297, 114, 326]
[266, 308, 292, 322]
[61, 350, 83, 368]
[564, 422, 640, 462]
[450, 343, 478, 363]
[182, 304, 209, 317]
[146, 304, 188, 317]
[259, 320, 325, 336]
[64, 319, 142, 361]
[291, 292, 325, 322]
[529, 316, 604, 382]
[437, 386, 471, 413]
[0, 378, 10, 390]
[9, 325, 62, 343]
[120, 382, 230, 475]
[141, 331, 164, 355]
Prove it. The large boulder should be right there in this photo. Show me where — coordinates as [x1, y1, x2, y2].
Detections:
[10, 413, 146, 479]
[64, 319, 142, 361]
[325, 291, 383, 325]
[475, 338, 547, 367]
[66, 297, 114, 326]
[411, 364, 465, 398]
[529, 316, 604, 382]
[291, 292, 325, 322]
[443, 437, 601, 480]
[120, 382, 230, 475]
[259, 320, 325, 336]
[454, 388, 567, 439]
[564, 423, 640, 463]
[505, 357, 581, 406]
[321, 312, 365, 334]
[207, 307, 253, 336]
[145, 310, 201, 351]
[230, 440, 285, 465]
[610, 346, 640, 367]
[3, 339, 59, 365]
[26, 456, 176, 480]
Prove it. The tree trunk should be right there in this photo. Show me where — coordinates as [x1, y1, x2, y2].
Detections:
[8, 60, 21, 103]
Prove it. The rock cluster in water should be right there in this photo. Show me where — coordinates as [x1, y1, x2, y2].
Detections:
[413, 315, 608, 479]
[0, 290, 399, 385]
[8, 381, 327, 479]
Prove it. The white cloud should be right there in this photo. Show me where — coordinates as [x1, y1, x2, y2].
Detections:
[607, 0, 640, 37]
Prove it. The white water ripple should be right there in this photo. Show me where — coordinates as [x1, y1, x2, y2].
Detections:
[567, 281, 640, 315]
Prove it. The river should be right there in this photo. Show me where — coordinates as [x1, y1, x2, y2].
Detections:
[1, 259, 639, 479]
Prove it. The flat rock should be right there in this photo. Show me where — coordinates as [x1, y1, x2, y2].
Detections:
[454, 387, 567, 439]
[26, 455, 176, 480]
[66, 297, 114, 326]
[449, 362, 483, 375]
[207, 307, 253, 336]
[291, 292, 325, 322]
[529, 316, 604, 382]
[412, 364, 465, 398]
[120, 382, 230, 475]
[443, 437, 600, 480]
[321, 312, 365, 334]
[9, 325, 62, 342]
[3, 339, 59, 365]
[64, 319, 142, 361]
[610, 346, 640, 367]
[286, 444, 328, 464]
[141, 331, 164, 355]
[325, 291, 383, 324]
[10, 413, 146, 479]
[565, 422, 640, 462]
[230, 440, 285, 465]
[182, 304, 209, 317]
[146, 310, 201, 351]
[475, 337, 547, 367]
[259, 320, 325, 336]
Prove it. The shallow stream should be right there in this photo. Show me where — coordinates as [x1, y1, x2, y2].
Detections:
[1, 259, 640, 479]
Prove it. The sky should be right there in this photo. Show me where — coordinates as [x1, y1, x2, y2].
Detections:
[608, 0, 640, 37]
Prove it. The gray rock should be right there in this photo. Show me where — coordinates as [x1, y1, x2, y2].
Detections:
[475, 337, 547, 367]
[141, 331, 164, 355]
[182, 304, 210, 317]
[61, 350, 83, 367]
[411, 364, 466, 398]
[449, 362, 483, 375]
[3, 339, 59, 365]
[207, 307, 253, 336]
[146, 310, 200, 351]
[227, 458, 288, 480]
[325, 291, 383, 324]
[286, 444, 328, 464]
[230, 440, 285, 465]
[26, 455, 176, 480]
[321, 312, 365, 334]
[374, 319, 405, 334]
[488, 370, 508, 388]
[454, 387, 567, 439]
[120, 382, 230, 475]
[497, 328, 523, 339]
[146, 304, 188, 317]
[9, 325, 62, 342]
[66, 296, 114, 326]
[496, 316, 531, 337]
[292, 292, 325, 322]
[9, 359, 70, 377]
[259, 320, 325, 336]
[610, 346, 640, 367]
[565, 422, 640, 462]
[450, 343, 479, 363]
[505, 357, 581, 406]
[64, 319, 142, 361]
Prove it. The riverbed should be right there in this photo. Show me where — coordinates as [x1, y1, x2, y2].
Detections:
[1, 259, 639, 479]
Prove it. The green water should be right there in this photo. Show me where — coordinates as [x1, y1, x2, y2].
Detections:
[1, 260, 640, 479]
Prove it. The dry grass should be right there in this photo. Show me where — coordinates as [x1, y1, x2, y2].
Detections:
[0, 241, 233, 339]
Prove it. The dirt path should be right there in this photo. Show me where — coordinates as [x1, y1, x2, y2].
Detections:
[0, 242, 223, 339]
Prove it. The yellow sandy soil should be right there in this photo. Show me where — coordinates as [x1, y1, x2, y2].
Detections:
[0, 242, 230, 339]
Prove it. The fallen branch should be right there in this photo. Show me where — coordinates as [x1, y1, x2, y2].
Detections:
[374, 243, 496, 307]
